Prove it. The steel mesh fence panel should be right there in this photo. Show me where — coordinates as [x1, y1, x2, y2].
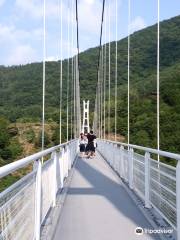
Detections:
[122, 149, 129, 181]
[41, 159, 54, 223]
[0, 172, 36, 240]
[150, 159, 176, 228]
[97, 140, 179, 231]
[133, 153, 145, 198]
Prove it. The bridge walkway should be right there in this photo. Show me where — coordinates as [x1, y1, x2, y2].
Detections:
[53, 152, 158, 240]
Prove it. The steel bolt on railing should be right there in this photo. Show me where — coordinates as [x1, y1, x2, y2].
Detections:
[97, 139, 179, 240]
[0, 140, 78, 240]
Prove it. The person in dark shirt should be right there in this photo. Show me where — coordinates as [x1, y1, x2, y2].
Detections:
[86, 130, 96, 158]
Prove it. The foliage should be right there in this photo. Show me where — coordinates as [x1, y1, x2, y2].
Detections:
[0, 175, 20, 192]
[52, 126, 66, 145]
[25, 128, 36, 143]
[0, 117, 22, 161]
[0, 15, 179, 156]
[35, 131, 51, 148]
[8, 139, 23, 159]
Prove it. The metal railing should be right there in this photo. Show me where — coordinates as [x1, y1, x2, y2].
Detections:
[0, 140, 78, 240]
[97, 139, 180, 239]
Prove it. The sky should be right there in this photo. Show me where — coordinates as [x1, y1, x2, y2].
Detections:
[0, 0, 179, 66]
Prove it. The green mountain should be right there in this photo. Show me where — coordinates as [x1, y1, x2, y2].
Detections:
[0, 15, 180, 155]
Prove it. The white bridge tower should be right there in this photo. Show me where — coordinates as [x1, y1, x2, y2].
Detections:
[82, 100, 90, 133]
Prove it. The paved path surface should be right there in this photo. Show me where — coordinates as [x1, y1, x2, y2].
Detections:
[53, 153, 158, 240]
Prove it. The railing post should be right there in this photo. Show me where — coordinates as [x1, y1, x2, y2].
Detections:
[34, 159, 42, 240]
[176, 161, 180, 240]
[128, 148, 134, 189]
[120, 145, 124, 179]
[67, 145, 71, 170]
[103, 140, 105, 158]
[113, 144, 117, 170]
[145, 152, 151, 208]
[52, 151, 58, 207]
[65, 146, 69, 177]
[110, 143, 113, 166]
[60, 147, 64, 188]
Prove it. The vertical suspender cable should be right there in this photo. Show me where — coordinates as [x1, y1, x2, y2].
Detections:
[97, 0, 105, 136]
[71, 0, 74, 139]
[101, 48, 103, 138]
[99, 53, 101, 137]
[96, 0, 105, 137]
[101, 44, 103, 139]
[157, 0, 160, 161]
[59, 0, 63, 144]
[77, 65, 81, 134]
[104, 6, 106, 139]
[108, 0, 111, 140]
[75, 0, 78, 136]
[98, 69, 100, 137]
[127, 0, 130, 146]
[94, 90, 98, 133]
[42, 0, 46, 156]
[98, 70, 100, 137]
[74, 55, 76, 137]
[75, 56, 78, 137]
[75, 0, 80, 136]
[67, 2, 70, 142]
[115, 0, 118, 141]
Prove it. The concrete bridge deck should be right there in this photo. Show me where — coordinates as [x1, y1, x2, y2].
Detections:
[53, 152, 158, 240]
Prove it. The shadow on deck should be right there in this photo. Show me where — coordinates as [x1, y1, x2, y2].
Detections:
[53, 152, 159, 240]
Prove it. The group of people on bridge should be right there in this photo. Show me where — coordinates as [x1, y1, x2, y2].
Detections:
[79, 130, 97, 158]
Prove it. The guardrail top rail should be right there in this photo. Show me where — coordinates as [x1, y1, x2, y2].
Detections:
[0, 141, 71, 179]
[100, 139, 180, 162]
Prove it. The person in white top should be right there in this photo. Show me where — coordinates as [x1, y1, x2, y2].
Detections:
[79, 133, 88, 157]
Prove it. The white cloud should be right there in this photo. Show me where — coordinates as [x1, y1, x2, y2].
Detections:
[0, 0, 5, 8]
[46, 56, 58, 62]
[6, 45, 37, 65]
[0, 23, 41, 65]
[15, 0, 43, 19]
[77, 0, 121, 51]
[15, 0, 60, 19]
[0, 23, 42, 46]
[0, 24, 28, 46]
[130, 16, 146, 33]
[0, 0, 123, 65]
[78, 0, 102, 33]
[84, 0, 95, 5]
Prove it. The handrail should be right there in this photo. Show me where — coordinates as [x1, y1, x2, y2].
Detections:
[100, 139, 180, 161]
[0, 140, 76, 178]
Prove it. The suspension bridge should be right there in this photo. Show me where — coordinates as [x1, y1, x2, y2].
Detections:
[0, 0, 179, 240]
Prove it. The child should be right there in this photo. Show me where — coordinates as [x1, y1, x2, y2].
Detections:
[79, 133, 87, 157]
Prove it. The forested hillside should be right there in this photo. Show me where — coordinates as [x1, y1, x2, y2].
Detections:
[0, 15, 180, 160]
